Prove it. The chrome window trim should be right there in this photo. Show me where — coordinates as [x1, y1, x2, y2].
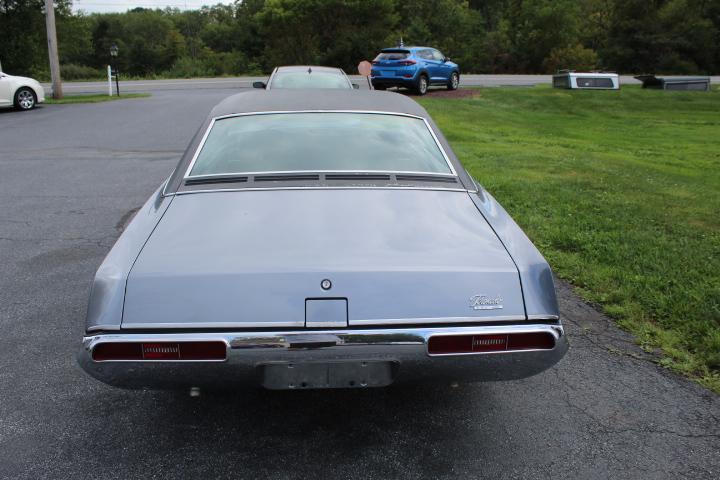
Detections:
[527, 314, 560, 321]
[168, 185, 473, 196]
[181, 110, 458, 180]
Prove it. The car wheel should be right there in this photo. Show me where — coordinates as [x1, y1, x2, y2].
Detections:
[14, 88, 36, 110]
[415, 74, 428, 95]
[447, 72, 459, 91]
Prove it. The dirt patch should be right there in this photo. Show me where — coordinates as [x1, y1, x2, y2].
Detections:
[394, 87, 480, 99]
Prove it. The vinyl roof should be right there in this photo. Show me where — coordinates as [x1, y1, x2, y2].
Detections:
[208, 89, 430, 119]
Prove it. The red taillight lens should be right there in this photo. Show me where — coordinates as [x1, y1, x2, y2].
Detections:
[427, 332, 555, 355]
[398, 60, 416, 66]
[92, 342, 142, 361]
[92, 341, 226, 361]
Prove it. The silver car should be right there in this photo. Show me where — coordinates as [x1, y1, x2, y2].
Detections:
[78, 89, 567, 390]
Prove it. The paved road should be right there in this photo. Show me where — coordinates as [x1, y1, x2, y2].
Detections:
[41, 75, 720, 95]
[0, 91, 718, 479]
[40, 74, 665, 94]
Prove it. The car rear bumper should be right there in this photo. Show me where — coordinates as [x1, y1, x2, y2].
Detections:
[78, 323, 567, 390]
[370, 76, 418, 88]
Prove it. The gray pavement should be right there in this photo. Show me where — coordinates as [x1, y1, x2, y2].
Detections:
[0, 90, 718, 479]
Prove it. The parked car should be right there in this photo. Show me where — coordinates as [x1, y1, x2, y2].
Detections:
[254, 65, 356, 90]
[78, 89, 566, 391]
[371, 47, 460, 95]
[0, 71, 45, 110]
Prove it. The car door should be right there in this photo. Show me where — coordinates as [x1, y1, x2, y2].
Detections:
[431, 49, 453, 82]
[0, 74, 13, 106]
[418, 49, 441, 81]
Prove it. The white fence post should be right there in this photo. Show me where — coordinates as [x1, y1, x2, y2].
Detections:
[107, 65, 113, 96]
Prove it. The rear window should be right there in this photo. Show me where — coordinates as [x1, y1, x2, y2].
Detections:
[374, 51, 410, 61]
[269, 71, 350, 89]
[576, 77, 614, 88]
[188, 112, 452, 177]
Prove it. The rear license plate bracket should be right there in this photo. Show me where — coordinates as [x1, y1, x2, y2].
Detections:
[260, 361, 396, 390]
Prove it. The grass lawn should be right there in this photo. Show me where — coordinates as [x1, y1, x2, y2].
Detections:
[419, 85, 720, 392]
[44, 93, 150, 104]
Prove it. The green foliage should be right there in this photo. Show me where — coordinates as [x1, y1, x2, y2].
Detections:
[60, 63, 103, 79]
[0, 0, 719, 76]
[419, 86, 720, 392]
[543, 44, 599, 72]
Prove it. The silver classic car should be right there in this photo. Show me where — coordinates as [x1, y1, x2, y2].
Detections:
[79, 89, 567, 390]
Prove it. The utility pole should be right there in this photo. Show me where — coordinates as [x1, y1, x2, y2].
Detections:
[44, 0, 63, 99]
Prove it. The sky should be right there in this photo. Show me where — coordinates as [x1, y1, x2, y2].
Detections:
[72, 0, 236, 13]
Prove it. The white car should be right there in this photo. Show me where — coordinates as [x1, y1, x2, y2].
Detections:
[0, 72, 45, 110]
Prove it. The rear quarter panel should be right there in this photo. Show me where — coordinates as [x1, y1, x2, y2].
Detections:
[85, 183, 174, 332]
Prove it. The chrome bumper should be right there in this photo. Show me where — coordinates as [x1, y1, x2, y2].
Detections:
[78, 323, 567, 390]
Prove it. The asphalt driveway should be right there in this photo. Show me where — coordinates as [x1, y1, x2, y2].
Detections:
[0, 91, 717, 479]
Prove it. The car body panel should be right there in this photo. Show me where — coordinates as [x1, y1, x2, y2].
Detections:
[469, 188, 560, 319]
[85, 183, 174, 332]
[122, 189, 525, 329]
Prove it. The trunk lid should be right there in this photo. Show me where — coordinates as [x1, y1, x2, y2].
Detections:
[122, 189, 525, 329]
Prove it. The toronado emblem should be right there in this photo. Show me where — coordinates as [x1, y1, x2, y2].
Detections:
[469, 294, 504, 310]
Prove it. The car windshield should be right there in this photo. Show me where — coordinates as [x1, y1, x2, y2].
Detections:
[188, 112, 452, 176]
[270, 70, 350, 89]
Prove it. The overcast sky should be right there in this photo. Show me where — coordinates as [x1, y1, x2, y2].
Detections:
[72, 0, 236, 13]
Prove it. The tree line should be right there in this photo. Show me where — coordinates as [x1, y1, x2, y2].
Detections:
[1, 0, 719, 80]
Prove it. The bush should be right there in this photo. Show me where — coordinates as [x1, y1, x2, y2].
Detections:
[166, 56, 213, 78]
[60, 64, 104, 80]
[543, 44, 599, 73]
[166, 51, 262, 78]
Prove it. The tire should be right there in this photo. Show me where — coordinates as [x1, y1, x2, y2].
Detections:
[373, 84, 387, 90]
[415, 74, 429, 95]
[14, 88, 36, 110]
[447, 72, 459, 91]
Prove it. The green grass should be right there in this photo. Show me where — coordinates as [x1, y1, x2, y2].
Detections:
[419, 85, 720, 392]
[44, 93, 150, 104]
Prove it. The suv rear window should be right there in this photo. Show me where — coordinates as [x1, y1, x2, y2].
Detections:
[188, 112, 452, 177]
[374, 51, 410, 61]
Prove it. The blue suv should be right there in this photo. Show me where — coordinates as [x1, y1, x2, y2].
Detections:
[370, 46, 460, 95]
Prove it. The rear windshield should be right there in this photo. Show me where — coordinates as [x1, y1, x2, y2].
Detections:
[188, 113, 451, 176]
[374, 51, 410, 61]
[269, 71, 350, 89]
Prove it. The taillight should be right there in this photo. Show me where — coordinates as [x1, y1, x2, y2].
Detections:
[93, 342, 226, 361]
[427, 332, 555, 355]
[398, 60, 416, 66]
